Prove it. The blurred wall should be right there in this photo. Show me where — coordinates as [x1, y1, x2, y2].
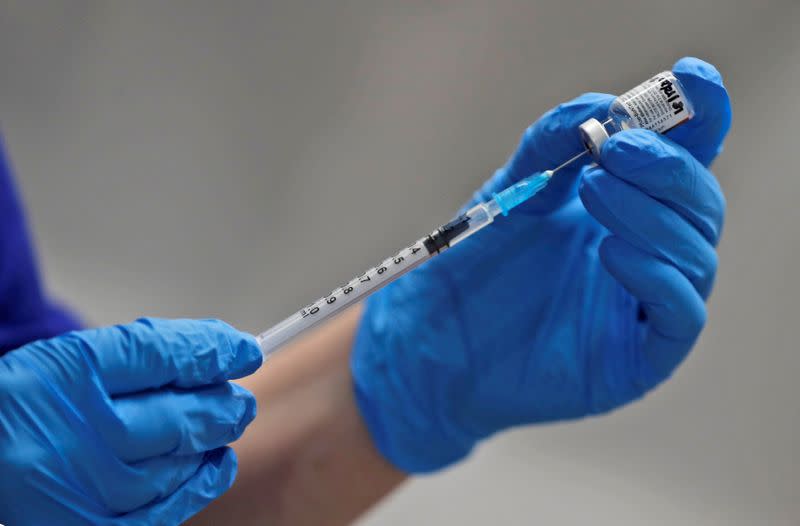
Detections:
[1, 1, 799, 524]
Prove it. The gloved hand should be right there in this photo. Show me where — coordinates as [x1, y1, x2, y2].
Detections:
[353, 57, 732, 473]
[0, 138, 81, 354]
[0, 317, 262, 525]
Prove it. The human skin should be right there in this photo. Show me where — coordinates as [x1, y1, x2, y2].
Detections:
[190, 305, 407, 526]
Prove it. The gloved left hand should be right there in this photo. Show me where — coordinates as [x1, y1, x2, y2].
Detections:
[0, 138, 81, 353]
[0, 317, 262, 525]
[353, 57, 731, 473]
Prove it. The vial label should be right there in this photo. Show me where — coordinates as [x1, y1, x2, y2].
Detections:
[617, 71, 691, 133]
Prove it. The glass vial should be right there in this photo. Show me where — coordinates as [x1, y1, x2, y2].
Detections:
[580, 71, 695, 159]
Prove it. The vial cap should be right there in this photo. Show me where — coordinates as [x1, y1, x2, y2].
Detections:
[579, 118, 609, 160]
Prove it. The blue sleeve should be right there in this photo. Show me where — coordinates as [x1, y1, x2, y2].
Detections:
[0, 136, 81, 354]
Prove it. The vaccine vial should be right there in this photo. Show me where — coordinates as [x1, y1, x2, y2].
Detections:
[579, 71, 695, 159]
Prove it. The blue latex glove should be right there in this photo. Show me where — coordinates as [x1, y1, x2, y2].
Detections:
[0, 138, 81, 354]
[0, 317, 262, 525]
[353, 57, 732, 473]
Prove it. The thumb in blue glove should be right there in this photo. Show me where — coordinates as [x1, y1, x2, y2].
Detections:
[352, 57, 732, 473]
[0, 318, 262, 525]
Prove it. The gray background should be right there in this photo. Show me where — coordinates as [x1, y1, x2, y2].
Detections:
[1, 1, 798, 524]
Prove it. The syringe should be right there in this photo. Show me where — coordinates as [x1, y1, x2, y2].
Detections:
[256, 68, 695, 357]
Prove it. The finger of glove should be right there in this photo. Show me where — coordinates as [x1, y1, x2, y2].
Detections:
[600, 236, 705, 383]
[74, 318, 263, 395]
[468, 93, 614, 214]
[664, 57, 732, 167]
[106, 382, 257, 462]
[600, 129, 725, 245]
[118, 447, 237, 526]
[580, 167, 717, 299]
[96, 453, 206, 514]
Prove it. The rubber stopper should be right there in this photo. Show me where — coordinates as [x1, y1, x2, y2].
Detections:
[579, 118, 609, 160]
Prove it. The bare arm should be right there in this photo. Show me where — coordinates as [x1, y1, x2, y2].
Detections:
[189, 305, 407, 526]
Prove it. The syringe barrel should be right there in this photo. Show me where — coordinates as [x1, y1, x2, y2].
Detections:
[256, 238, 434, 358]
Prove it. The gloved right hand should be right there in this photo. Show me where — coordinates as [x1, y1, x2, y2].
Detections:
[353, 57, 731, 473]
[0, 318, 262, 525]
